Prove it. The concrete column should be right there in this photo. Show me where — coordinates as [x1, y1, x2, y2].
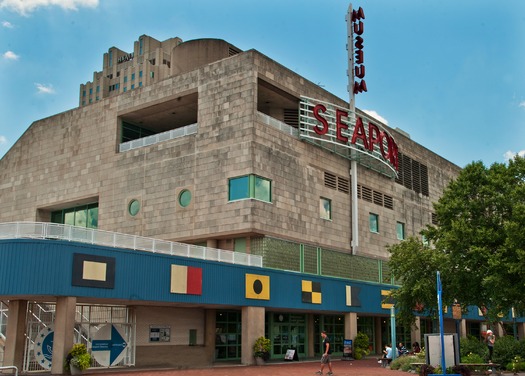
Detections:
[495, 323, 504, 338]
[307, 313, 315, 357]
[205, 309, 216, 363]
[459, 319, 467, 338]
[411, 316, 421, 346]
[3, 300, 27, 371]
[518, 322, 525, 340]
[206, 239, 218, 249]
[51, 296, 77, 375]
[241, 306, 265, 365]
[344, 312, 357, 344]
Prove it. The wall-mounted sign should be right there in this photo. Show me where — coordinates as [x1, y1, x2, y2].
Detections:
[33, 324, 54, 370]
[117, 53, 134, 64]
[91, 324, 128, 367]
[149, 326, 171, 342]
[299, 96, 398, 178]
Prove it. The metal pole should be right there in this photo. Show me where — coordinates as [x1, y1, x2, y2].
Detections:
[346, 4, 359, 255]
[437, 271, 447, 374]
[390, 306, 397, 361]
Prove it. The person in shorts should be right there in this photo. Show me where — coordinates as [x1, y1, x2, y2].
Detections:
[315, 330, 333, 375]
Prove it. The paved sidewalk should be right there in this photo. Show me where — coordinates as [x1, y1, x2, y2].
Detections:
[82, 358, 401, 376]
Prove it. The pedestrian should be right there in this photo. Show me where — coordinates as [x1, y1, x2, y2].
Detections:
[486, 329, 495, 363]
[383, 343, 394, 366]
[398, 342, 408, 356]
[315, 330, 333, 375]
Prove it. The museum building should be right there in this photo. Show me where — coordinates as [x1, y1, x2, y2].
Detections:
[0, 34, 519, 374]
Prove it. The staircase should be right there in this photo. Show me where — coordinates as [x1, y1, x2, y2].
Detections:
[0, 300, 7, 366]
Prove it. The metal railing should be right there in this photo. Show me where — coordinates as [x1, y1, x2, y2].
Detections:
[257, 112, 299, 137]
[119, 123, 198, 152]
[0, 366, 17, 375]
[0, 222, 262, 267]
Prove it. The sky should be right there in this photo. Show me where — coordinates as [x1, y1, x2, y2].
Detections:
[0, 0, 524, 168]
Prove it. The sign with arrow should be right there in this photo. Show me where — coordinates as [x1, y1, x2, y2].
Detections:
[91, 324, 128, 367]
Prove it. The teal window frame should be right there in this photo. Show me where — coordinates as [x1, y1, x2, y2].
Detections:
[320, 197, 332, 220]
[51, 203, 98, 228]
[178, 189, 192, 207]
[396, 221, 405, 240]
[128, 199, 140, 216]
[369, 213, 379, 233]
[228, 175, 271, 203]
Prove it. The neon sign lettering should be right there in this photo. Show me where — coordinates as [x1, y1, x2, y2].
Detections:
[351, 7, 367, 94]
[302, 98, 398, 172]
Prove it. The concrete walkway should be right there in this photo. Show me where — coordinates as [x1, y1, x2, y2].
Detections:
[80, 358, 402, 376]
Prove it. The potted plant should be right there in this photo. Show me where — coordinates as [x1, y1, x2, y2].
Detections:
[253, 336, 271, 365]
[64, 343, 92, 375]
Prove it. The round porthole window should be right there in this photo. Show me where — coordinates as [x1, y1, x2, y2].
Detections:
[128, 199, 140, 216]
[178, 189, 192, 207]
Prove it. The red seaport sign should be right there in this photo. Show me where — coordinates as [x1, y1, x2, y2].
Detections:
[299, 96, 399, 178]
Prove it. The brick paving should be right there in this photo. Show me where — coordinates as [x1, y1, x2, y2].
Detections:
[83, 358, 401, 376]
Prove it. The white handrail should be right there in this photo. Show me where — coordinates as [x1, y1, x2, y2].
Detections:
[119, 123, 198, 152]
[0, 222, 262, 268]
[0, 366, 18, 375]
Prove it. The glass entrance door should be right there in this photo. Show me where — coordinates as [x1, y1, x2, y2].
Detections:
[269, 313, 306, 358]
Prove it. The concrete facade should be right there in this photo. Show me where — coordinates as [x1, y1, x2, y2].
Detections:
[0, 35, 461, 260]
[0, 35, 478, 374]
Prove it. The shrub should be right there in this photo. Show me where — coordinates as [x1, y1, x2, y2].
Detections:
[506, 356, 525, 373]
[494, 335, 520, 367]
[451, 364, 472, 376]
[461, 352, 484, 364]
[64, 343, 91, 371]
[460, 335, 486, 359]
[352, 332, 370, 360]
[390, 354, 419, 371]
[419, 364, 435, 376]
[253, 336, 271, 360]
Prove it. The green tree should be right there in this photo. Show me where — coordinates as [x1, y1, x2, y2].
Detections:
[388, 156, 525, 328]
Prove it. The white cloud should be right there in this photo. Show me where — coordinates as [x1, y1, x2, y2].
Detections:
[0, 135, 7, 145]
[362, 109, 389, 125]
[2, 20, 13, 28]
[35, 83, 55, 94]
[519, 101, 525, 108]
[0, 0, 98, 16]
[3, 50, 19, 60]
[504, 150, 525, 161]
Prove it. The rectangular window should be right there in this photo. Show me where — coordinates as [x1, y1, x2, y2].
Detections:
[131, 73, 135, 81]
[320, 197, 332, 220]
[82, 90, 86, 97]
[396, 222, 405, 240]
[228, 175, 271, 203]
[51, 203, 98, 229]
[89, 88, 93, 95]
[369, 213, 379, 233]
[124, 76, 128, 83]
[131, 84, 135, 89]
[123, 87, 127, 92]
[139, 70, 143, 78]
[96, 85, 100, 92]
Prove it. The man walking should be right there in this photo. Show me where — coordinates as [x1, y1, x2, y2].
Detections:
[315, 330, 333, 375]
